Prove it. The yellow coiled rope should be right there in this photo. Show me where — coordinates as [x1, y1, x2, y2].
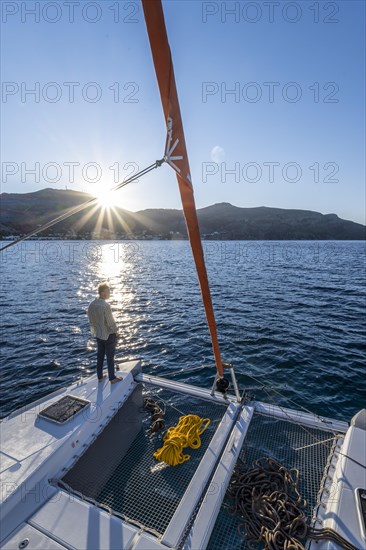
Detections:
[153, 414, 211, 466]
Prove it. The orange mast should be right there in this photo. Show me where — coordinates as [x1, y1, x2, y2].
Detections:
[142, 0, 224, 377]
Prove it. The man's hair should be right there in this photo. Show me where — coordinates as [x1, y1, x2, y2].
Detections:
[98, 283, 110, 296]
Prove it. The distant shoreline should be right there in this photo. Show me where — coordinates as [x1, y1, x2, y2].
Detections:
[1, 189, 365, 241]
[1, 237, 365, 242]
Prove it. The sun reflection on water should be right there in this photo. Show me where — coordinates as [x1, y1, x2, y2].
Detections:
[98, 242, 127, 281]
[77, 241, 145, 364]
[96, 243, 138, 345]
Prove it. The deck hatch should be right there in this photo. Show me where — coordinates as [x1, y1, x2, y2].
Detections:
[38, 395, 90, 424]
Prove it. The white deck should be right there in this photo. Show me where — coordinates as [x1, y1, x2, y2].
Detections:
[309, 423, 366, 550]
[0, 361, 140, 544]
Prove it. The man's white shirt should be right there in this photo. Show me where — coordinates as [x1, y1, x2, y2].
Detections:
[88, 298, 117, 340]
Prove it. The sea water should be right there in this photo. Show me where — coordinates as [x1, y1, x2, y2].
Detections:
[0, 240, 365, 420]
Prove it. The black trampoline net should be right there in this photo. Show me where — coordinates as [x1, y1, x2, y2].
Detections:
[207, 412, 342, 550]
[60, 383, 228, 537]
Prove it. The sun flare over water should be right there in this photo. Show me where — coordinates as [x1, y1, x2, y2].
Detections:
[90, 186, 118, 209]
[95, 189, 115, 208]
[75, 184, 136, 239]
[91, 185, 131, 210]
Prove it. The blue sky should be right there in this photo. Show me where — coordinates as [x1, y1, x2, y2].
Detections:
[1, 0, 365, 223]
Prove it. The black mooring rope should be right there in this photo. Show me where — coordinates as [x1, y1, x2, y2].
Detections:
[226, 457, 358, 550]
[144, 397, 166, 434]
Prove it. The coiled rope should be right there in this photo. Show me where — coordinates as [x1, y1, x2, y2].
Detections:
[144, 397, 166, 434]
[226, 457, 358, 550]
[153, 414, 210, 466]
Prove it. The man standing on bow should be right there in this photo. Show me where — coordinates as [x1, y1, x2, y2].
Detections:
[88, 283, 121, 384]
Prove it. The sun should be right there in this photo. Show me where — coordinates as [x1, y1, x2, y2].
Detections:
[95, 189, 115, 208]
[89, 183, 128, 210]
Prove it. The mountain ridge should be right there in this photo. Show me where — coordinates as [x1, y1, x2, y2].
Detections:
[1, 188, 365, 240]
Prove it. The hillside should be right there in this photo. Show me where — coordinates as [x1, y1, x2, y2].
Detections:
[0, 189, 365, 240]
